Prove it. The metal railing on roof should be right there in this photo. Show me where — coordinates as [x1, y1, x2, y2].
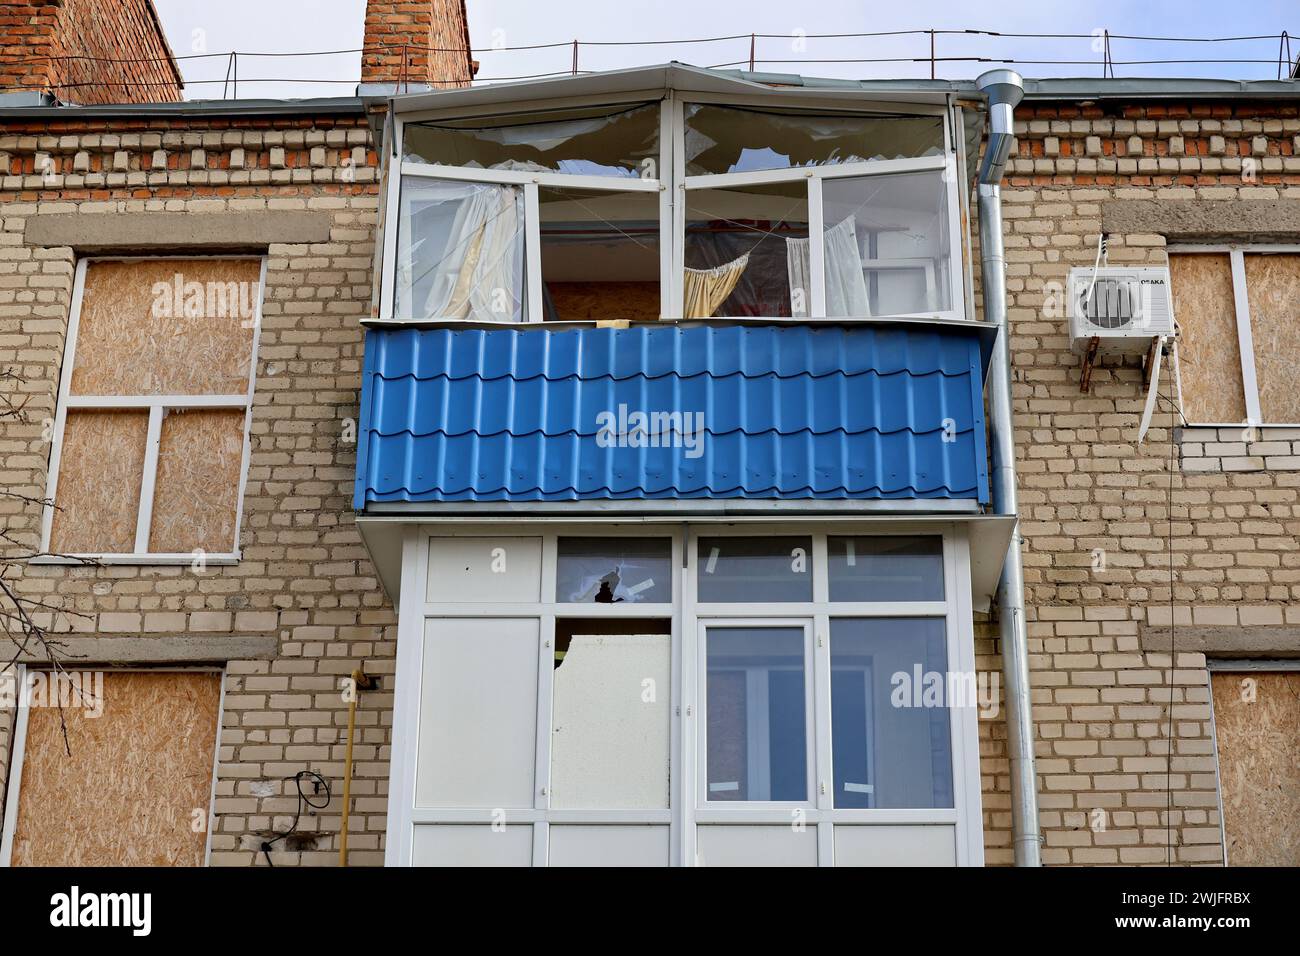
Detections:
[0, 29, 1297, 101]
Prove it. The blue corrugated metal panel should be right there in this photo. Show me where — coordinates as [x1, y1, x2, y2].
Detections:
[354, 324, 989, 508]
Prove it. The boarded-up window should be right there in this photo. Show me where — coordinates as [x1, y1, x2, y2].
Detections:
[7, 671, 221, 866]
[45, 259, 263, 557]
[1170, 249, 1300, 425]
[1168, 253, 1245, 425]
[1244, 254, 1300, 424]
[1210, 671, 1300, 866]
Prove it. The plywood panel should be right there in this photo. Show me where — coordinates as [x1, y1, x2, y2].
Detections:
[1244, 254, 1300, 423]
[49, 410, 147, 554]
[71, 259, 260, 396]
[416, 618, 538, 808]
[546, 282, 661, 322]
[550, 634, 670, 809]
[147, 409, 244, 554]
[1211, 671, 1300, 866]
[10, 671, 221, 867]
[1168, 254, 1246, 424]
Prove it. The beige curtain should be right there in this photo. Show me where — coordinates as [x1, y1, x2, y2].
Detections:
[683, 253, 749, 319]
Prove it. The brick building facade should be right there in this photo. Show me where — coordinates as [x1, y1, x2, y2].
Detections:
[977, 90, 1300, 865]
[0, 1, 1296, 869]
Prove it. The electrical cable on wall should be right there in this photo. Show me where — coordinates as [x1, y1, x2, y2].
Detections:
[259, 770, 331, 867]
[1153, 359, 1188, 866]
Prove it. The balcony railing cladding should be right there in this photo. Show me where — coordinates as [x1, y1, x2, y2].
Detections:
[354, 323, 990, 507]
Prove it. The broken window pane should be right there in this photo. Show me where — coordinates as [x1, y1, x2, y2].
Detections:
[539, 187, 660, 322]
[395, 177, 525, 322]
[697, 536, 812, 603]
[551, 620, 671, 809]
[555, 537, 671, 603]
[828, 536, 944, 602]
[684, 104, 944, 176]
[684, 181, 808, 318]
[831, 618, 953, 809]
[404, 102, 660, 179]
[821, 170, 952, 317]
[706, 626, 807, 802]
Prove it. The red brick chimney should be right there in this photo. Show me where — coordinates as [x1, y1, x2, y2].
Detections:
[361, 0, 475, 92]
[0, 0, 182, 104]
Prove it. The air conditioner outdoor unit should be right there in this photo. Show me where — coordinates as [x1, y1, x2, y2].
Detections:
[1067, 266, 1175, 354]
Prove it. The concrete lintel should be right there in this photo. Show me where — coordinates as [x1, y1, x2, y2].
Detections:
[8, 634, 278, 666]
[1139, 625, 1300, 658]
[25, 211, 332, 251]
[1102, 199, 1300, 241]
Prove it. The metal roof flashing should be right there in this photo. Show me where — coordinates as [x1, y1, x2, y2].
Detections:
[385, 61, 958, 117]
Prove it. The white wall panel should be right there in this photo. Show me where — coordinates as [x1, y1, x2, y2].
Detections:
[416, 618, 538, 807]
[696, 825, 818, 866]
[548, 825, 670, 866]
[832, 825, 956, 866]
[411, 824, 533, 866]
[427, 536, 542, 602]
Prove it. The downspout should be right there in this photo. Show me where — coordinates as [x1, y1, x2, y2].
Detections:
[975, 69, 1041, 867]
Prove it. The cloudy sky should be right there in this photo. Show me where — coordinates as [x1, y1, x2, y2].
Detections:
[153, 0, 1300, 99]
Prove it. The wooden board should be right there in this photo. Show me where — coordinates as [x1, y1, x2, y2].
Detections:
[71, 259, 260, 396]
[1211, 671, 1300, 866]
[147, 409, 245, 554]
[10, 671, 221, 867]
[1244, 254, 1300, 424]
[1168, 254, 1247, 424]
[546, 282, 661, 322]
[49, 410, 148, 554]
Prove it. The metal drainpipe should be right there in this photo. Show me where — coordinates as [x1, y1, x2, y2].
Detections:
[975, 69, 1041, 867]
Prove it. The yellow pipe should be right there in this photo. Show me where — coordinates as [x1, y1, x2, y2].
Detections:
[339, 666, 362, 867]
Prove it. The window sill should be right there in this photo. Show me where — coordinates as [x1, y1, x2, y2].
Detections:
[362, 313, 981, 330]
[27, 553, 241, 567]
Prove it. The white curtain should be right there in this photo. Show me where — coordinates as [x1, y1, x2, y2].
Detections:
[786, 215, 871, 318]
[396, 180, 524, 322]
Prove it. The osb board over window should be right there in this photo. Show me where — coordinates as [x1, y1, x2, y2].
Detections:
[147, 409, 245, 555]
[1211, 671, 1300, 866]
[70, 259, 260, 396]
[1168, 254, 1246, 425]
[1244, 254, 1300, 424]
[10, 671, 221, 867]
[49, 410, 147, 554]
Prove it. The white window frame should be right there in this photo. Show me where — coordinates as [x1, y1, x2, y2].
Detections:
[1168, 243, 1300, 428]
[387, 99, 669, 324]
[34, 255, 266, 566]
[385, 520, 983, 867]
[381, 93, 964, 325]
[675, 96, 962, 322]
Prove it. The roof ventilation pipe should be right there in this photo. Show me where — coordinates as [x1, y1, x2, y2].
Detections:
[975, 69, 1041, 867]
